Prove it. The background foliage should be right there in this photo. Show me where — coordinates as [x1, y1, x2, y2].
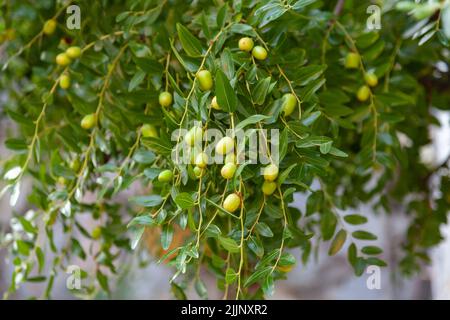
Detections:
[0, 0, 449, 299]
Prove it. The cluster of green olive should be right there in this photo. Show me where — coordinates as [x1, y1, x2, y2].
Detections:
[344, 52, 378, 102]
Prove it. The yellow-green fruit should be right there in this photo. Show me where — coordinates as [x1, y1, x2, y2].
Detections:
[215, 136, 234, 155]
[56, 53, 71, 66]
[66, 46, 82, 59]
[252, 46, 268, 61]
[57, 176, 66, 185]
[92, 226, 102, 240]
[282, 93, 297, 116]
[345, 52, 360, 69]
[364, 73, 378, 87]
[211, 96, 221, 110]
[223, 193, 241, 213]
[193, 166, 204, 178]
[158, 170, 173, 183]
[262, 181, 277, 196]
[70, 159, 81, 172]
[141, 124, 158, 138]
[196, 70, 213, 91]
[225, 153, 236, 164]
[185, 126, 203, 146]
[59, 74, 70, 89]
[357, 85, 371, 102]
[43, 19, 57, 35]
[238, 37, 254, 52]
[221, 163, 237, 180]
[81, 114, 96, 130]
[263, 164, 279, 182]
[195, 152, 208, 168]
[159, 91, 173, 107]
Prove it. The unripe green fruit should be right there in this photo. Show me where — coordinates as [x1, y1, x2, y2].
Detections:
[59, 74, 70, 89]
[81, 114, 96, 130]
[357, 85, 371, 102]
[185, 126, 203, 146]
[158, 170, 173, 183]
[211, 96, 221, 110]
[238, 37, 254, 52]
[92, 226, 102, 240]
[141, 124, 158, 138]
[66, 46, 82, 59]
[262, 181, 277, 196]
[43, 19, 57, 35]
[345, 52, 360, 69]
[282, 93, 297, 116]
[364, 73, 378, 87]
[71, 159, 81, 172]
[196, 70, 213, 91]
[57, 176, 66, 185]
[252, 46, 268, 61]
[225, 153, 236, 164]
[193, 166, 203, 178]
[263, 164, 279, 182]
[195, 152, 208, 168]
[56, 53, 71, 66]
[221, 163, 237, 180]
[215, 136, 234, 155]
[223, 193, 241, 213]
[159, 91, 173, 107]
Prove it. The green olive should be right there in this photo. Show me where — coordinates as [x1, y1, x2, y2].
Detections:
[184, 126, 203, 146]
[345, 52, 360, 69]
[193, 166, 204, 178]
[215, 136, 234, 155]
[91, 226, 102, 240]
[59, 74, 70, 89]
[196, 70, 213, 91]
[238, 37, 254, 52]
[262, 181, 277, 196]
[263, 164, 279, 182]
[141, 124, 158, 138]
[158, 170, 173, 183]
[70, 159, 81, 172]
[43, 19, 57, 35]
[252, 46, 268, 61]
[282, 93, 297, 117]
[66, 46, 82, 59]
[221, 163, 237, 180]
[81, 113, 96, 130]
[223, 193, 241, 213]
[211, 96, 221, 110]
[56, 53, 71, 66]
[195, 152, 209, 168]
[159, 91, 173, 107]
[357, 85, 371, 102]
[364, 73, 378, 87]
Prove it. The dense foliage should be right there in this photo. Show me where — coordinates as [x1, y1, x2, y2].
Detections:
[0, 0, 449, 299]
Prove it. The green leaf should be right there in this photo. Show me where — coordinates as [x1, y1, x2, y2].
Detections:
[253, 77, 272, 105]
[352, 230, 377, 241]
[130, 226, 145, 250]
[218, 236, 240, 253]
[225, 268, 237, 284]
[361, 246, 383, 255]
[161, 224, 174, 250]
[195, 278, 208, 299]
[248, 236, 264, 257]
[130, 195, 163, 207]
[176, 23, 203, 57]
[96, 270, 109, 293]
[328, 229, 347, 256]
[244, 266, 272, 287]
[256, 222, 274, 237]
[235, 114, 270, 131]
[174, 192, 195, 209]
[215, 69, 238, 112]
[128, 70, 146, 92]
[344, 214, 368, 225]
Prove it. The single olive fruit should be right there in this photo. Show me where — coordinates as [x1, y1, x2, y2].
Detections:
[158, 170, 173, 183]
[81, 113, 96, 130]
[185, 126, 203, 146]
[195, 152, 208, 168]
[221, 163, 237, 180]
[196, 70, 213, 91]
[282, 93, 297, 117]
[262, 181, 277, 196]
[215, 136, 234, 155]
[57, 176, 66, 186]
[211, 96, 221, 110]
[43, 19, 57, 35]
[70, 158, 81, 172]
[59, 74, 70, 89]
[238, 37, 254, 52]
[345, 52, 360, 69]
[223, 193, 241, 213]
[263, 164, 279, 182]
[91, 226, 102, 240]
[364, 73, 378, 87]
[193, 166, 204, 178]
[159, 91, 173, 107]
[66, 46, 82, 59]
[225, 153, 236, 164]
[141, 124, 158, 138]
[56, 53, 71, 66]
[357, 85, 371, 102]
[252, 46, 268, 61]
